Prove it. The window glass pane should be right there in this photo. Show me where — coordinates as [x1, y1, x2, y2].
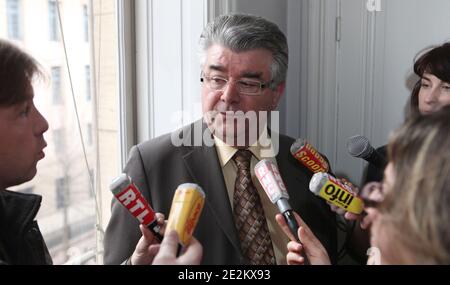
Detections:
[51, 66, 62, 105]
[83, 4, 88, 42]
[48, 0, 59, 41]
[1, 0, 119, 265]
[6, 0, 21, 39]
[85, 65, 91, 101]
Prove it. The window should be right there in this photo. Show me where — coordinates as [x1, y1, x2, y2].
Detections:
[6, 0, 21, 39]
[19, 186, 34, 194]
[85, 65, 91, 101]
[87, 123, 93, 146]
[83, 5, 89, 42]
[2, 0, 120, 264]
[51, 66, 62, 105]
[49, 0, 59, 41]
[55, 177, 70, 209]
[53, 128, 66, 153]
[88, 169, 94, 198]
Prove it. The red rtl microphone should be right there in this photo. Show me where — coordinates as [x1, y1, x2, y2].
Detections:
[110, 173, 163, 242]
[290, 139, 329, 173]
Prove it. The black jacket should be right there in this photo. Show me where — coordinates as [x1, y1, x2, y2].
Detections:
[0, 190, 53, 265]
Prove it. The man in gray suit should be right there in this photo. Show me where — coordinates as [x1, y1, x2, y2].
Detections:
[104, 14, 337, 265]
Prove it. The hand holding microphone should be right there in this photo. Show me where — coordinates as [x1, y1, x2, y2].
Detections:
[278, 211, 332, 265]
[290, 139, 363, 218]
[127, 182, 205, 265]
[110, 175, 204, 264]
[132, 218, 203, 265]
[110, 174, 164, 241]
[255, 159, 300, 241]
[151, 230, 203, 265]
[255, 159, 310, 264]
[309, 172, 364, 215]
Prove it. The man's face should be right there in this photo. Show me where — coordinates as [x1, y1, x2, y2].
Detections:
[201, 45, 285, 146]
[0, 83, 48, 189]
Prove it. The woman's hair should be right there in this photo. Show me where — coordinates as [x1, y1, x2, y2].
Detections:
[0, 39, 42, 106]
[381, 106, 450, 264]
[408, 42, 450, 117]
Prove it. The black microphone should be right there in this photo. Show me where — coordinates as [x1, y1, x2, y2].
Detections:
[346, 135, 387, 170]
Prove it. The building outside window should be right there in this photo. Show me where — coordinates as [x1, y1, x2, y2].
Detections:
[85, 65, 91, 101]
[83, 4, 88, 42]
[49, 0, 59, 41]
[51, 66, 62, 105]
[1, 0, 120, 265]
[6, 0, 21, 39]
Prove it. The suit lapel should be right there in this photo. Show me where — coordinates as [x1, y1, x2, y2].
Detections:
[182, 122, 242, 256]
[275, 136, 310, 209]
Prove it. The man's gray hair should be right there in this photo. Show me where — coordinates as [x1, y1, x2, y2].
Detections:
[199, 14, 288, 88]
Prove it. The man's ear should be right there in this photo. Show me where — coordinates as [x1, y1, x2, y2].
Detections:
[271, 81, 285, 110]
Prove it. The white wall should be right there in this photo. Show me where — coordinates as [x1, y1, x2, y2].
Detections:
[325, 0, 450, 184]
[284, 0, 450, 185]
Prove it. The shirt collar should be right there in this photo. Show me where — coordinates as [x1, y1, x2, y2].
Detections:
[214, 127, 276, 167]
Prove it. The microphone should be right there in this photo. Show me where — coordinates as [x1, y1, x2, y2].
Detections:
[309, 172, 364, 214]
[255, 159, 300, 242]
[347, 135, 387, 170]
[110, 173, 163, 242]
[166, 183, 205, 248]
[290, 139, 330, 173]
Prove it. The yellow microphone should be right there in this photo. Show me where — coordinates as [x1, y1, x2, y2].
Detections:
[166, 183, 205, 248]
[309, 172, 363, 214]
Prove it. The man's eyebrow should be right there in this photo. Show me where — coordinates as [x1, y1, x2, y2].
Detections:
[206, 66, 264, 79]
[240, 72, 263, 79]
[208, 65, 226, 72]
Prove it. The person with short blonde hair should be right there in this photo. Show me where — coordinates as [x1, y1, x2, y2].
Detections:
[279, 106, 450, 265]
[372, 105, 450, 264]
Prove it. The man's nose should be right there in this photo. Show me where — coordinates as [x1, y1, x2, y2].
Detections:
[35, 108, 49, 135]
[220, 81, 240, 104]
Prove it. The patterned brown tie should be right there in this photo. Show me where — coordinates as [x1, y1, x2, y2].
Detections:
[232, 150, 276, 265]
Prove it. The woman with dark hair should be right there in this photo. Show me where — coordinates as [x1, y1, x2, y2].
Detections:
[365, 42, 450, 183]
[409, 42, 450, 116]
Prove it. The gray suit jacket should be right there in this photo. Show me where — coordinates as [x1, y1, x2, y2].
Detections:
[104, 120, 337, 265]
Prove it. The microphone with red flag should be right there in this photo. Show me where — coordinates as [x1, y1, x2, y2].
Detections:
[110, 173, 163, 242]
[290, 138, 329, 173]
